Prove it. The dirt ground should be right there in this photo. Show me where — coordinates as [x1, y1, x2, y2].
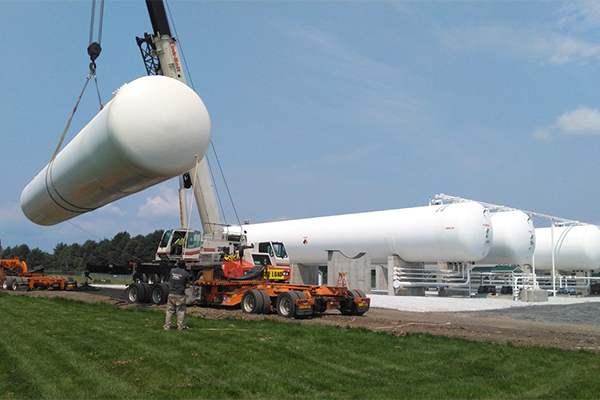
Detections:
[6, 286, 600, 353]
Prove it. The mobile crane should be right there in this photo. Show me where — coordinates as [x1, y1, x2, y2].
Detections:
[121, 0, 369, 318]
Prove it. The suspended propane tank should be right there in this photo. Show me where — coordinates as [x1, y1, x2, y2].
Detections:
[477, 210, 535, 266]
[533, 225, 600, 271]
[241, 201, 492, 266]
[21, 75, 211, 226]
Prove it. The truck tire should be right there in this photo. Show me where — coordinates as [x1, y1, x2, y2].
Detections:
[125, 283, 142, 303]
[241, 289, 264, 314]
[140, 283, 152, 303]
[151, 283, 169, 305]
[276, 291, 298, 318]
[148, 274, 159, 285]
[257, 289, 271, 314]
[10, 277, 18, 291]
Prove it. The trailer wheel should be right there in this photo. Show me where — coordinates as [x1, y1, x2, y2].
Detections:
[340, 290, 358, 315]
[276, 291, 298, 318]
[2, 276, 11, 291]
[341, 289, 366, 316]
[241, 289, 264, 314]
[10, 277, 19, 291]
[151, 283, 169, 305]
[125, 283, 141, 303]
[257, 289, 271, 314]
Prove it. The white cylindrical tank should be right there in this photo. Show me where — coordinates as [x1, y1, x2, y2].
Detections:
[477, 210, 535, 265]
[241, 201, 492, 265]
[21, 76, 211, 226]
[533, 225, 600, 271]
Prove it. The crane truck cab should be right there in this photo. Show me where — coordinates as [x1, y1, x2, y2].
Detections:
[153, 228, 291, 281]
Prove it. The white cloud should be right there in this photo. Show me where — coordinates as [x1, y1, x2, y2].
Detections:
[556, 107, 600, 135]
[533, 107, 600, 140]
[97, 203, 127, 217]
[137, 185, 180, 218]
[439, 3, 600, 66]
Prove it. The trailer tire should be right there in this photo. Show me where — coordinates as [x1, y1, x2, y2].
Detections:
[2, 276, 11, 291]
[151, 283, 169, 305]
[241, 289, 264, 314]
[340, 289, 358, 315]
[125, 283, 142, 303]
[257, 289, 271, 314]
[313, 299, 327, 315]
[9, 277, 18, 291]
[342, 289, 366, 316]
[276, 291, 297, 318]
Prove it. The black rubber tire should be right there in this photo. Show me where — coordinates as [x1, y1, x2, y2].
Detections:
[148, 274, 158, 285]
[125, 284, 141, 303]
[276, 291, 297, 318]
[151, 283, 169, 305]
[2, 277, 9, 290]
[257, 289, 271, 314]
[140, 283, 152, 303]
[10, 277, 18, 291]
[340, 290, 358, 315]
[241, 289, 263, 314]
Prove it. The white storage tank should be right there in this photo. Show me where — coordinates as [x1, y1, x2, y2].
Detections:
[21, 75, 211, 226]
[533, 225, 600, 271]
[242, 201, 492, 266]
[477, 210, 535, 266]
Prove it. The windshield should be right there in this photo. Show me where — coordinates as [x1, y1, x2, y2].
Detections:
[272, 242, 288, 259]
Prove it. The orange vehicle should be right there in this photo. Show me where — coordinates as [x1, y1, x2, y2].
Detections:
[0, 257, 75, 291]
[125, 263, 370, 318]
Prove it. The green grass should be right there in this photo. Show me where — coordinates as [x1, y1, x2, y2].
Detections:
[1, 295, 599, 399]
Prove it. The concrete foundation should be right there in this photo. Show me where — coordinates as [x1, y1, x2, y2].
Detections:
[387, 255, 425, 296]
[375, 264, 388, 290]
[520, 289, 548, 302]
[326, 250, 371, 293]
[290, 263, 319, 285]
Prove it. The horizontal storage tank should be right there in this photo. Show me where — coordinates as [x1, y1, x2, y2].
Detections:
[241, 201, 492, 266]
[477, 210, 535, 266]
[533, 225, 600, 271]
[21, 75, 211, 226]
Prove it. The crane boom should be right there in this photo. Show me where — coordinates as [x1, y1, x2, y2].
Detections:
[139, 0, 223, 236]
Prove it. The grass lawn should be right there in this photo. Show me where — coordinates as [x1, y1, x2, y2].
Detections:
[1, 295, 599, 399]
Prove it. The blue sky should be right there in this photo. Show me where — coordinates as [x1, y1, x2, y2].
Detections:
[1, 1, 599, 253]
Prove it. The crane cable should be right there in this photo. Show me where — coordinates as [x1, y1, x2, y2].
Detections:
[44, 0, 106, 214]
[87, 0, 105, 110]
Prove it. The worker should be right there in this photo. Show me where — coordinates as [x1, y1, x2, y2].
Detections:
[172, 236, 184, 255]
[164, 259, 191, 330]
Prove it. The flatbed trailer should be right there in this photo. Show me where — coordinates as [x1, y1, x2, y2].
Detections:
[1, 273, 76, 291]
[1, 257, 76, 291]
[125, 271, 370, 319]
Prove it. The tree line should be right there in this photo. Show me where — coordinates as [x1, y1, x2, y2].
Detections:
[1, 230, 164, 272]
